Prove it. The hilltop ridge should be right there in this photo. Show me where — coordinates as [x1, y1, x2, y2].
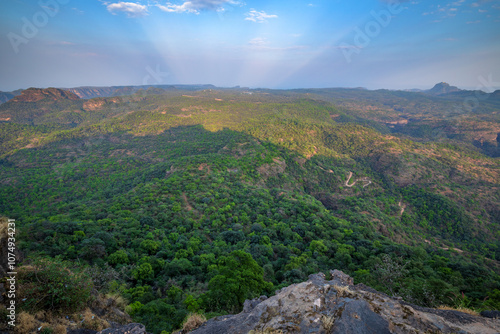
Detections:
[11, 87, 80, 102]
[426, 82, 462, 96]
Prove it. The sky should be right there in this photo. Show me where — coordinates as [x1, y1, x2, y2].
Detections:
[0, 0, 499, 91]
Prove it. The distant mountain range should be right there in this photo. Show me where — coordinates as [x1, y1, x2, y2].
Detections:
[64, 84, 220, 99]
[0, 83, 498, 106]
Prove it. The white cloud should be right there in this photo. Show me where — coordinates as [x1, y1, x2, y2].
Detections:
[157, 0, 240, 14]
[245, 9, 278, 23]
[107, 2, 148, 17]
[248, 37, 269, 47]
[245, 37, 306, 52]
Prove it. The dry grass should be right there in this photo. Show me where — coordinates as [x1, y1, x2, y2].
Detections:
[6, 290, 128, 334]
[182, 313, 207, 332]
[53, 324, 67, 334]
[0, 217, 8, 239]
[15, 312, 37, 333]
[321, 314, 336, 331]
[334, 285, 354, 298]
[80, 308, 110, 331]
[105, 293, 127, 310]
[438, 305, 479, 316]
[248, 329, 284, 334]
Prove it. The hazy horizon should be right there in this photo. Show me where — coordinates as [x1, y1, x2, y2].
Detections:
[2, 82, 496, 94]
[1, 0, 499, 92]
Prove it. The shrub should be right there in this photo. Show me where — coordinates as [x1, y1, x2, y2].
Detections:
[18, 258, 93, 314]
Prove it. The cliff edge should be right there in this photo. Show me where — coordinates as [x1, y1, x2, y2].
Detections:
[188, 270, 499, 334]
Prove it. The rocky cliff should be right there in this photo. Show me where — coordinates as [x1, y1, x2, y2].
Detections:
[11, 87, 80, 102]
[189, 270, 500, 334]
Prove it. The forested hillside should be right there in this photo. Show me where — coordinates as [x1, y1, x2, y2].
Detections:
[0, 87, 499, 333]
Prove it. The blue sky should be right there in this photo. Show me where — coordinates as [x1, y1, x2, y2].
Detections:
[0, 0, 499, 91]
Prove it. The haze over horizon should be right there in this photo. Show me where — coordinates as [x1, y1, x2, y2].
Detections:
[1, 0, 499, 92]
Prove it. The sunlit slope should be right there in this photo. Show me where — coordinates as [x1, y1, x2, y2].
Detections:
[1, 91, 498, 259]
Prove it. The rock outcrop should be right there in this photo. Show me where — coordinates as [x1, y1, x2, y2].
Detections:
[97, 323, 146, 334]
[11, 87, 80, 102]
[83, 97, 121, 111]
[191, 270, 500, 334]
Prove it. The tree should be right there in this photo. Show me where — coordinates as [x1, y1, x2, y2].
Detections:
[373, 254, 409, 297]
[133, 263, 154, 281]
[205, 250, 273, 312]
[108, 249, 129, 265]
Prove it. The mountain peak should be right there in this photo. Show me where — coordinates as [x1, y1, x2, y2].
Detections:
[11, 87, 80, 102]
[427, 82, 462, 95]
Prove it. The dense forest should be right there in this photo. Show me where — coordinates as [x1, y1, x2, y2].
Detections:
[0, 87, 499, 333]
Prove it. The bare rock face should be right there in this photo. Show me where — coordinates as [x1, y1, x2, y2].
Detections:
[11, 87, 80, 102]
[191, 270, 500, 334]
[83, 97, 121, 111]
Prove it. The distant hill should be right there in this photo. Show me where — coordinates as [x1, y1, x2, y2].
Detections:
[426, 82, 462, 95]
[0, 88, 83, 123]
[65, 84, 218, 99]
[0, 92, 15, 105]
[12, 87, 80, 102]
[0, 89, 23, 105]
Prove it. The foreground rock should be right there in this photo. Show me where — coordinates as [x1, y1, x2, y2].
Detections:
[191, 270, 500, 334]
[97, 323, 146, 334]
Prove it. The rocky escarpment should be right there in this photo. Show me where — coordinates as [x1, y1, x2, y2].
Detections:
[190, 270, 500, 334]
[11, 87, 80, 102]
[83, 97, 121, 111]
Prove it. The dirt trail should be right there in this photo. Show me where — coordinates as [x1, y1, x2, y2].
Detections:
[398, 201, 406, 215]
[345, 172, 372, 188]
[182, 192, 194, 211]
[424, 239, 464, 253]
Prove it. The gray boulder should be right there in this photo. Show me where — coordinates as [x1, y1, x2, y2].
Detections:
[97, 323, 146, 334]
[191, 271, 500, 334]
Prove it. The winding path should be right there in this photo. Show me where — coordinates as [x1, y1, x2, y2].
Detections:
[345, 172, 372, 188]
[398, 201, 406, 215]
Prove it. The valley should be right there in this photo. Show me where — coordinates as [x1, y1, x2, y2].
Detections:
[0, 85, 499, 333]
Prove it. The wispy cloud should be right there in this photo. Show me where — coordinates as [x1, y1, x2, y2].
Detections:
[106, 2, 148, 17]
[248, 37, 268, 47]
[156, 0, 240, 14]
[245, 37, 305, 52]
[72, 7, 85, 15]
[245, 9, 278, 23]
[48, 41, 76, 46]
